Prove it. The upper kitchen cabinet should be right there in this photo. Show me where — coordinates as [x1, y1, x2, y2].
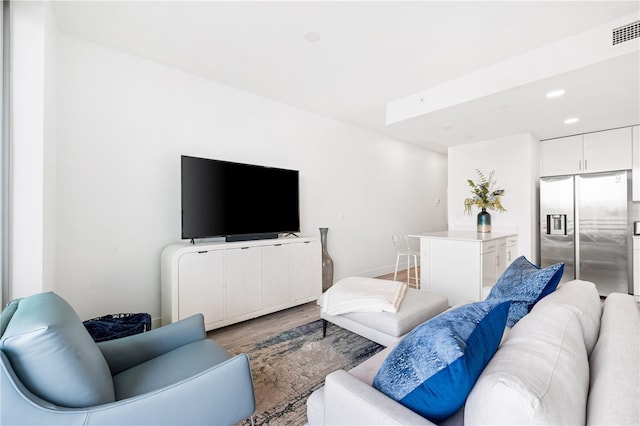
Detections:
[541, 127, 633, 177]
[633, 125, 639, 202]
[583, 127, 632, 173]
[540, 135, 583, 176]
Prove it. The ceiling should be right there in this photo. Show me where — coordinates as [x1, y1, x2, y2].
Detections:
[51, 1, 640, 153]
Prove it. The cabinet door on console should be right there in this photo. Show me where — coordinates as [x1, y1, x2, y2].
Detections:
[178, 250, 225, 326]
[225, 246, 262, 319]
[291, 240, 322, 301]
[262, 243, 292, 308]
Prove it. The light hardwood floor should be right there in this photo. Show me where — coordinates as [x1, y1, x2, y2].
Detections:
[208, 268, 419, 349]
[376, 266, 421, 284]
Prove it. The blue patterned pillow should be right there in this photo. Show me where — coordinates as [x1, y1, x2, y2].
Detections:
[372, 300, 511, 422]
[487, 256, 564, 327]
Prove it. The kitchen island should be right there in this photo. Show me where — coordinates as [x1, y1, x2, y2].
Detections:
[409, 231, 518, 306]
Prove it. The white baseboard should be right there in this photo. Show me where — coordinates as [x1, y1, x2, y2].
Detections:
[151, 317, 162, 330]
[336, 262, 419, 282]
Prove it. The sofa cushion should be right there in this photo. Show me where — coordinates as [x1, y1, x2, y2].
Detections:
[0, 292, 115, 407]
[486, 256, 564, 327]
[533, 279, 601, 355]
[587, 293, 639, 425]
[465, 302, 589, 425]
[372, 299, 510, 422]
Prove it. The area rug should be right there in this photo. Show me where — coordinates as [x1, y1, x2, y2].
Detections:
[227, 319, 384, 426]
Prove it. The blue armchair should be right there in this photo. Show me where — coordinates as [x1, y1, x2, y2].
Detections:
[0, 292, 255, 425]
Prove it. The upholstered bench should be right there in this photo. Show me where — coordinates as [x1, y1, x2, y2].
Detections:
[319, 281, 449, 347]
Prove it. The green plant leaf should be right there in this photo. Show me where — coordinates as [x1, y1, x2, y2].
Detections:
[463, 169, 506, 215]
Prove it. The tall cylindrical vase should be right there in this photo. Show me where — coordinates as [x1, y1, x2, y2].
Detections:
[319, 227, 334, 291]
[477, 207, 491, 233]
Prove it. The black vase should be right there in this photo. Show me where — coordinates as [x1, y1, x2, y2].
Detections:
[319, 228, 334, 291]
[477, 208, 491, 233]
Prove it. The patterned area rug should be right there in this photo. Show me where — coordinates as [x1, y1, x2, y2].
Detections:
[227, 319, 384, 426]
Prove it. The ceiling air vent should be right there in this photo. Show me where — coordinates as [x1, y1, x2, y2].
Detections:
[612, 20, 640, 45]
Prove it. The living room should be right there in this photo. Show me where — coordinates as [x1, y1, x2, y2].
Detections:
[7, 0, 638, 320]
[2, 1, 639, 425]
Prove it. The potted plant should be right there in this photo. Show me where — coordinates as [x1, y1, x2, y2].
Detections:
[464, 169, 506, 232]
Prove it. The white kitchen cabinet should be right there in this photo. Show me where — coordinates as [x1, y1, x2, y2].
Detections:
[541, 127, 633, 177]
[161, 237, 321, 330]
[504, 236, 518, 269]
[541, 135, 583, 176]
[583, 127, 632, 173]
[177, 250, 225, 328]
[413, 231, 518, 306]
[481, 240, 499, 288]
[482, 235, 518, 289]
[633, 126, 639, 202]
[225, 246, 262, 320]
[634, 238, 640, 303]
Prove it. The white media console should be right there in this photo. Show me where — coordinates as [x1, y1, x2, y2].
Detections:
[161, 237, 322, 331]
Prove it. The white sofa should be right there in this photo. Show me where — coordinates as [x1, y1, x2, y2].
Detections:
[306, 280, 640, 425]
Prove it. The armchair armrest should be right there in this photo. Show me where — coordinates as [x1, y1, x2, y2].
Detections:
[97, 314, 206, 375]
[324, 370, 435, 425]
[1, 351, 255, 426]
[86, 353, 255, 426]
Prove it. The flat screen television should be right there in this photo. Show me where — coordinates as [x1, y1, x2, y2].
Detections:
[181, 155, 300, 242]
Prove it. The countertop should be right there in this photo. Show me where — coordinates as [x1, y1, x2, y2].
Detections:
[409, 230, 518, 242]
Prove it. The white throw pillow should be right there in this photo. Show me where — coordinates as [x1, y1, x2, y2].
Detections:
[533, 279, 601, 355]
[465, 303, 589, 425]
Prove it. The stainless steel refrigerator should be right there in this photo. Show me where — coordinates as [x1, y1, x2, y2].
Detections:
[540, 171, 632, 296]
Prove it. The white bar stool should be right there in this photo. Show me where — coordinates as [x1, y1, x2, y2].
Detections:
[392, 235, 420, 289]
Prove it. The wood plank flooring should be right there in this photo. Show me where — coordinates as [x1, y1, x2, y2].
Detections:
[207, 301, 320, 348]
[376, 266, 421, 284]
[208, 268, 419, 349]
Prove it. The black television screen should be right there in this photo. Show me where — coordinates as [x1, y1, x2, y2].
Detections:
[181, 155, 300, 241]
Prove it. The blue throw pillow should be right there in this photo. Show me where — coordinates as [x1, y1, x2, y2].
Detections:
[487, 256, 564, 327]
[372, 299, 511, 422]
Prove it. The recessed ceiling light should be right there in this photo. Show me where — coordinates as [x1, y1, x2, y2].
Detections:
[564, 117, 580, 124]
[546, 89, 566, 98]
[304, 29, 321, 42]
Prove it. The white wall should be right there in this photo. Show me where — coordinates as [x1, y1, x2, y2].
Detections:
[8, 1, 58, 299]
[0, 1, 4, 308]
[52, 34, 447, 320]
[43, 1, 57, 293]
[448, 133, 539, 261]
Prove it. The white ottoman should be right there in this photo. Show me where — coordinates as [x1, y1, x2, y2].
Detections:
[319, 284, 449, 347]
